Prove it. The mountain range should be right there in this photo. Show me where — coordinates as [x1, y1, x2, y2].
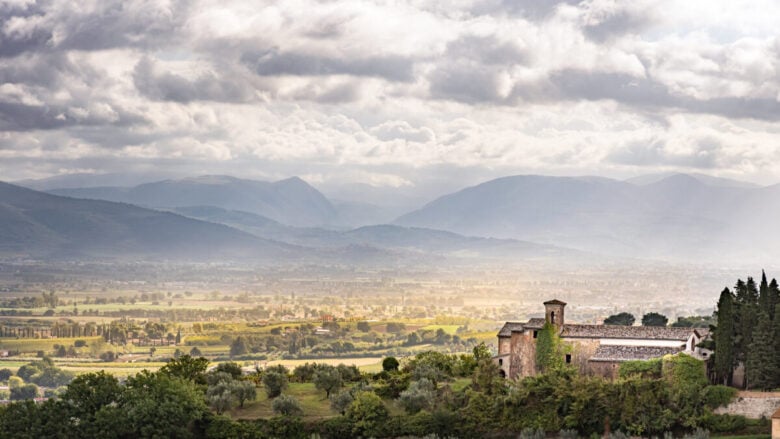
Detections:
[7, 172, 779, 264]
[396, 174, 780, 261]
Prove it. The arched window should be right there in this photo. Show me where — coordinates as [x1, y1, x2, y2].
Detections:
[550, 311, 555, 322]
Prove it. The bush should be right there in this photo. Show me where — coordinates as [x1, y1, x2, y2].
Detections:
[272, 394, 303, 416]
[346, 392, 388, 437]
[519, 427, 545, 439]
[214, 362, 243, 380]
[74, 340, 87, 348]
[698, 413, 747, 433]
[10, 383, 38, 400]
[701, 385, 737, 409]
[382, 356, 400, 372]
[330, 389, 354, 415]
[398, 378, 436, 414]
[619, 358, 662, 379]
[0, 368, 12, 381]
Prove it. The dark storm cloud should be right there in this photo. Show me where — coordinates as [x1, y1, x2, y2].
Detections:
[242, 50, 416, 82]
[133, 57, 255, 103]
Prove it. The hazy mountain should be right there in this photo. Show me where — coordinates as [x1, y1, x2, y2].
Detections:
[47, 175, 339, 228]
[0, 181, 300, 261]
[395, 174, 780, 262]
[173, 206, 579, 261]
[16, 172, 180, 190]
[626, 172, 759, 189]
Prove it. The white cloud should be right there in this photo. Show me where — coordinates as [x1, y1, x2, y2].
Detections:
[0, 0, 778, 187]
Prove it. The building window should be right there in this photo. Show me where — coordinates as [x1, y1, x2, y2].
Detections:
[533, 331, 538, 339]
[498, 358, 503, 366]
[550, 311, 555, 322]
[565, 354, 572, 364]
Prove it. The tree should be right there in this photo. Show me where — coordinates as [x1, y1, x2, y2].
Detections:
[357, 321, 371, 332]
[313, 365, 343, 398]
[473, 342, 492, 361]
[382, 356, 400, 372]
[330, 389, 354, 415]
[214, 362, 243, 380]
[641, 312, 668, 327]
[745, 310, 777, 390]
[159, 354, 210, 385]
[175, 329, 182, 345]
[115, 370, 208, 438]
[398, 378, 436, 414]
[713, 288, 735, 385]
[535, 322, 564, 373]
[232, 380, 257, 408]
[272, 394, 303, 416]
[189, 346, 202, 357]
[604, 312, 635, 326]
[0, 369, 12, 381]
[207, 380, 235, 414]
[230, 336, 249, 357]
[346, 391, 388, 437]
[10, 383, 38, 400]
[262, 371, 288, 398]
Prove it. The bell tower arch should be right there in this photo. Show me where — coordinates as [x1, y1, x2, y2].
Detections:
[543, 299, 566, 328]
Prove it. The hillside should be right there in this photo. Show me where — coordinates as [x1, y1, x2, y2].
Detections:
[395, 174, 780, 262]
[0, 182, 299, 261]
[47, 175, 338, 228]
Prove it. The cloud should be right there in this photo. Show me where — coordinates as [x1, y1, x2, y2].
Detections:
[0, 0, 779, 187]
[242, 50, 416, 82]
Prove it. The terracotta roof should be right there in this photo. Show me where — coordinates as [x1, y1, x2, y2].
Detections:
[498, 322, 525, 337]
[561, 324, 694, 341]
[589, 345, 683, 362]
[543, 299, 567, 305]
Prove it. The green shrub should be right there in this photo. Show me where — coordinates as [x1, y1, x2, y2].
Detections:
[700, 385, 737, 409]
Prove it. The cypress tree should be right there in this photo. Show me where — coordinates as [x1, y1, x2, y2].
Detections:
[769, 278, 779, 321]
[759, 270, 770, 311]
[774, 303, 780, 389]
[713, 288, 735, 385]
[745, 310, 776, 390]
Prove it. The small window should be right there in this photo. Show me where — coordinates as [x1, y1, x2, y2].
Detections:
[533, 331, 538, 339]
[498, 358, 503, 366]
[565, 354, 572, 364]
[702, 352, 708, 357]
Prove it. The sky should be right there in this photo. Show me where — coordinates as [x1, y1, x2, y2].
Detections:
[1, 0, 780, 193]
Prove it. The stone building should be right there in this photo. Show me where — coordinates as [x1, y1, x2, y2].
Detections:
[494, 299, 710, 379]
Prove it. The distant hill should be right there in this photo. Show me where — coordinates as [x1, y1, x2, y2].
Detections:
[0, 181, 299, 261]
[173, 206, 579, 261]
[395, 174, 780, 262]
[626, 172, 759, 189]
[46, 175, 338, 227]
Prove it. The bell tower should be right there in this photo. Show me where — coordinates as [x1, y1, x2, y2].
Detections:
[543, 299, 566, 328]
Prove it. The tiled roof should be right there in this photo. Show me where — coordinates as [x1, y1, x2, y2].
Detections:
[543, 299, 567, 305]
[561, 324, 694, 341]
[498, 322, 525, 337]
[589, 345, 683, 362]
[524, 318, 547, 329]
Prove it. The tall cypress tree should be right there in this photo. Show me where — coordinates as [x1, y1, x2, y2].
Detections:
[774, 303, 780, 389]
[769, 278, 779, 321]
[745, 310, 776, 390]
[759, 270, 770, 311]
[713, 288, 735, 385]
[734, 277, 759, 373]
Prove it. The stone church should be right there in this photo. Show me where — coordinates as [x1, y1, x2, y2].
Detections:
[494, 299, 710, 379]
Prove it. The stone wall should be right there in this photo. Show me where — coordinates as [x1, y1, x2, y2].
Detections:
[714, 392, 780, 419]
[587, 360, 620, 379]
[509, 330, 537, 379]
[565, 337, 600, 375]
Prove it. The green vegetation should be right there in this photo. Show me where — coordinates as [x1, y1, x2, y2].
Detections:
[604, 312, 635, 326]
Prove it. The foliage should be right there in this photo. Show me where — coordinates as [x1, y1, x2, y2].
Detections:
[159, 354, 209, 385]
[713, 287, 735, 385]
[10, 384, 38, 401]
[700, 385, 737, 409]
[345, 391, 388, 437]
[535, 322, 565, 373]
[313, 365, 343, 398]
[745, 309, 777, 390]
[271, 394, 303, 416]
[213, 361, 243, 380]
[604, 312, 635, 326]
[232, 380, 257, 408]
[399, 378, 436, 413]
[642, 312, 669, 327]
[0, 368, 12, 381]
[619, 358, 662, 379]
[262, 370, 288, 398]
[329, 389, 354, 415]
[382, 356, 400, 372]
[206, 381, 235, 414]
